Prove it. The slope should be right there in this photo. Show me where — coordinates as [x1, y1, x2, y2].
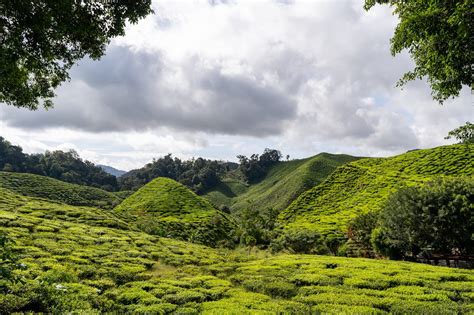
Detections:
[1, 186, 473, 313]
[279, 144, 474, 238]
[114, 177, 234, 246]
[204, 153, 360, 213]
[0, 171, 121, 209]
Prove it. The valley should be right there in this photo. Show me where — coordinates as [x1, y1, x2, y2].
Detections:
[0, 144, 472, 313]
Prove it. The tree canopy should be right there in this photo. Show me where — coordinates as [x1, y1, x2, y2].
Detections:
[237, 148, 282, 183]
[0, 0, 152, 109]
[0, 137, 118, 191]
[373, 178, 474, 259]
[118, 154, 232, 193]
[445, 121, 474, 144]
[365, 0, 473, 103]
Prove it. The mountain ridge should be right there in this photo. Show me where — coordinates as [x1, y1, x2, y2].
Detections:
[98, 164, 127, 177]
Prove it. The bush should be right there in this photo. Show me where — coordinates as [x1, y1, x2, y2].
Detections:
[347, 211, 378, 257]
[271, 229, 329, 254]
[375, 178, 473, 258]
[0, 233, 26, 285]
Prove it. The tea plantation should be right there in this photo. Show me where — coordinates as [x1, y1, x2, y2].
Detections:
[0, 172, 122, 209]
[279, 144, 474, 238]
[114, 177, 234, 246]
[1, 145, 473, 313]
[1, 183, 474, 313]
[204, 153, 359, 213]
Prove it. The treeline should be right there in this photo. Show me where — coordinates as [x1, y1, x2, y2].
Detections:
[120, 148, 283, 192]
[1, 137, 285, 194]
[118, 154, 236, 193]
[237, 148, 283, 183]
[0, 137, 118, 191]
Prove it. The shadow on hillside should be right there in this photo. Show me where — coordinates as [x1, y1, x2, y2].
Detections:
[214, 183, 237, 198]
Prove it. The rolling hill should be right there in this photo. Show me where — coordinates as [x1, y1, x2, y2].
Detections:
[1, 149, 473, 313]
[1, 184, 473, 313]
[0, 171, 122, 209]
[114, 177, 234, 246]
[279, 144, 474, 238]
[203, 153, 360, 213]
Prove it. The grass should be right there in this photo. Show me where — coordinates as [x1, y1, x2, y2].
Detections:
[0, 171, 121, 209]
[204, 153, 359, 214]
[279, 144, 474, 238]
[114, 177, 234, 246]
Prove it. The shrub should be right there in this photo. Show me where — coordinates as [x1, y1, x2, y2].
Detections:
[271, 229, 328, 254]
[0, 233, 26, 285]
[376, 178, 473, 258]
[347, 211, 379, 257]
[117, 288, 157, 305]
[133, 303, 177, 314]
[162, 290, 206, 305]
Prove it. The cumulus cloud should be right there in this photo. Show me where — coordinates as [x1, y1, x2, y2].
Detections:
[0, 0, 472, 166]
[1, 46, 296, 136]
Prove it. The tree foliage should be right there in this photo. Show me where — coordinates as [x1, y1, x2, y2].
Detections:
[374, 178, 474, 259]
[118, 154, 231, 193]
[445, 121, 474, 144]
[365, 0, 473, 103]
[1, 0, 153, 109]
[233, 207, 279, 247]
[347, 211, 379, 257]
[0, 137, 118, 191]
[237, 148, 282, 183]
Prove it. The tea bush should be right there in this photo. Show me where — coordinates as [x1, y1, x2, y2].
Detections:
[1, 154, 473, 313]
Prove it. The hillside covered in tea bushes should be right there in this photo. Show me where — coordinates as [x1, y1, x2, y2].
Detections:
[1, 181, 473, 313]
[114, 177, 234, 246]
[0, 172, 122, 209]
[279, 144, 474, 238]
[204, 153, 359, 214]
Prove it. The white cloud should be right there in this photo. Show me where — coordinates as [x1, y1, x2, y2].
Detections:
[1, 0, 472, 168]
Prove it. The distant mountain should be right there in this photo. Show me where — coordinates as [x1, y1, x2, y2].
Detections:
[98, 164, 127, 177]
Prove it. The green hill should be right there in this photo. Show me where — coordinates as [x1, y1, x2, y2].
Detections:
[1, 186, 473, 313]
[204, 153, 359, 213]
[114, 177, 233, 246]
[279, 144, 474, 238]
[0, 172, 121, 209]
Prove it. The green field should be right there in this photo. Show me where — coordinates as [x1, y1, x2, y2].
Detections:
[1, 184, 473, 313]
[279, 144, 474, 237]
[114, 177, 233, 246]
[204, 153, 359, 214]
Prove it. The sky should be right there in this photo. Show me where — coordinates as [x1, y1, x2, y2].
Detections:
[1, 0, 472, 171]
